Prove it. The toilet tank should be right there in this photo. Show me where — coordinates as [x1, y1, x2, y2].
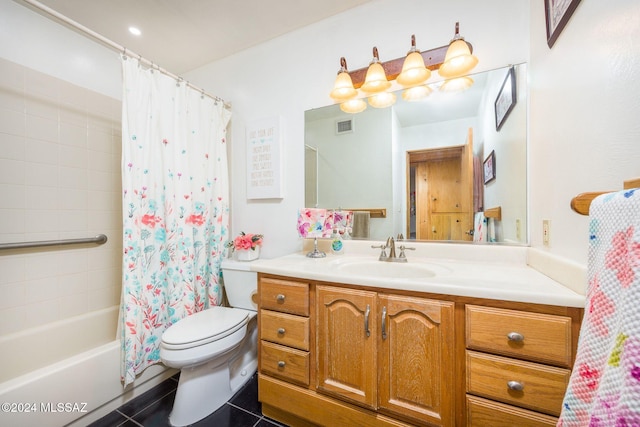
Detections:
[221, 259, 258, 311]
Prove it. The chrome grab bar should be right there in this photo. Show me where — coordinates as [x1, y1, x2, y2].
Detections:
[0, 234, 108, 251]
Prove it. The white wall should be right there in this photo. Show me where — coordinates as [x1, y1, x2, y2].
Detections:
[528, 0, 640, 264]
[185, 0, 530, 258]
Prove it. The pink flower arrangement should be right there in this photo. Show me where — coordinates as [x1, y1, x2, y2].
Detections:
[229, 231, 263, 251]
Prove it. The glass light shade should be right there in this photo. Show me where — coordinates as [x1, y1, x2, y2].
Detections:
[396, 51, 431, 87]
[439, 76, 474, 93]
[340, 98, 367, 114]
[330, 71, 357, 101]
[438, 39, 478, 78]
[402, 85, 433, 101]
[361, 62, 391, 93]
[368, 91, 396, 108]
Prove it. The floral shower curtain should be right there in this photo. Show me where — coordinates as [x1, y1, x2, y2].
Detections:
[120, 57, 231, 386]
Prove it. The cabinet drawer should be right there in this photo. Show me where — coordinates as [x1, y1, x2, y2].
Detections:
[466, 305, 572, 367]
[260, 278, 309, 316]
[466, 351, 570, 416]
[260, 341, 309, 386]
[260, 309, 309, 351]
[466, 395, 558, 427]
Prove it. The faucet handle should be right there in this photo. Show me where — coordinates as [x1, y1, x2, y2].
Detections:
[371, 244, 387, 260]
[397, 245, 415, 259]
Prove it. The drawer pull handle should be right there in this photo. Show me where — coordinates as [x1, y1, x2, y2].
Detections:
[364, 304, 371, 337]
[277, 361, 286, 368]
[276, 294, 286, 303]
[507, 381, 524, 391]
[507, 332, 524, 342]
[277, 328, 285, 335]
[381, 306, 387, 340]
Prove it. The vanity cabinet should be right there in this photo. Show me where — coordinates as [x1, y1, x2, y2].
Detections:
[257, 273, 583, 427]
[316, 286, 455, 426]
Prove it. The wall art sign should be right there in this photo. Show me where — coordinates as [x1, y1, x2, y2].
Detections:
[494, 66, 516, 132]
[545, 0, 582, 48]
[246, 116, 283, 199]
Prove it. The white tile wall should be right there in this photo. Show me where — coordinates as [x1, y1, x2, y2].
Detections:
[0, 58, 122, 335]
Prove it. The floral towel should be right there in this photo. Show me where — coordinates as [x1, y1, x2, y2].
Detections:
[558, 188, 640, 426]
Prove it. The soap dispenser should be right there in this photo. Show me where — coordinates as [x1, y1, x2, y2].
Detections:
[331, 227, 344, 255]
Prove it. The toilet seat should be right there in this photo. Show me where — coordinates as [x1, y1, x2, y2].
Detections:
[161, 306, 249, 350]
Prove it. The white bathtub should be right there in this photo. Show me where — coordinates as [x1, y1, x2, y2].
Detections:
[0, 306, 175, 426]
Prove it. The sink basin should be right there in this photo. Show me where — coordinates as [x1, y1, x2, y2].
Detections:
[331, 258, 449, 279]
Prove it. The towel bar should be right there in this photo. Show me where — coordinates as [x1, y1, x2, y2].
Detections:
[570, 177, 640, 215]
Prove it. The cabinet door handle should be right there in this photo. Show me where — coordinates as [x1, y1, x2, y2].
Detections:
[507, 380, 524, 391]
[277, 328, 285, 335]
[507, 332, 524, 342]
[364, 304, 370, 337]
[276, 294, 286, 303]
[381, 306, 387, 340]
[277, 361, 286, 368]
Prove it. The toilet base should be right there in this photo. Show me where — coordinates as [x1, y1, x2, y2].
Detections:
[168, 357, 257, 426]
[167, 316, 258, 426]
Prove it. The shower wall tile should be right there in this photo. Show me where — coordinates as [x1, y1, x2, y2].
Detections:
[26, 138, 59, 165]
[0, 282, 26, 309]
[0, 183, 25, 209]
[0, 210, 26, 235]
[0, 256, 25, 285]
[25, 113, 58, 143]
[0, 158, 25, 184]
[0, 133, 26, 161]
[25, 186, 60, 210]
[0, 307, 26, 335]
[0, 108, 25, 136]
[0, 57, 122, 336]
[24, 162, 57, 187]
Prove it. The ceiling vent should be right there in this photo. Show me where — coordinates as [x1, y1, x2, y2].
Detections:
[335, 118, 354, 135]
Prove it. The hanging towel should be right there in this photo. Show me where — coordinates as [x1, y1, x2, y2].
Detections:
[473, 212, 487, 242]
[558, 188, 640, 426]
[351, 211, 370, 239]
[473, 155, 484, 213]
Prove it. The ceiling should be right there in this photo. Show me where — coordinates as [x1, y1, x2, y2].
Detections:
[28, 0, 371, 74]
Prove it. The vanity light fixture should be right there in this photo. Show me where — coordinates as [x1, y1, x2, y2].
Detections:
[397, 35, 431, 88]
[330, 57, 357, 101]
[438, 22, 479, 79]
[329, 22, 478, 113]
[361, 47, 391, 94]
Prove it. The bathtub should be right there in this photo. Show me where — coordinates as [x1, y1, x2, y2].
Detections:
[0, 306, 175, 426]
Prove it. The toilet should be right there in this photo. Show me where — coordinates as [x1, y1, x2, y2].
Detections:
[160, 259, 258, 426]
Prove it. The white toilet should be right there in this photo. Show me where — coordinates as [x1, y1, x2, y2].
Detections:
[160, 259, 258, 426]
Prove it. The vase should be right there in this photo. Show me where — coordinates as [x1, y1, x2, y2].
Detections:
[234, 247, 260, 261]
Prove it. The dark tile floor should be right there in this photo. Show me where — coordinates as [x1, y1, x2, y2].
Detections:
[87, 373, 285, 427]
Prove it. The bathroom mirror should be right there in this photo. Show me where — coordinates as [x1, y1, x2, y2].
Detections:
[304, 63, 527, 244]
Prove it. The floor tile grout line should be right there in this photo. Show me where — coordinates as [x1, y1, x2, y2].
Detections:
[226, 401, 262, 417]
[125, 388, 177, 419]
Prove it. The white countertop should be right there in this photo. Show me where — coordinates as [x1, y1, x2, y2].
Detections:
[247, 241, 586, 308]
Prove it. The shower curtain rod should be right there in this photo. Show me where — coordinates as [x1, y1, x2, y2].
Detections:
[19, 0, 231, 110]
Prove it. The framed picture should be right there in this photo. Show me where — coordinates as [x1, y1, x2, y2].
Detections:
[483, 150, 496, 184]
[494, 66, 516, 131]
[545, 0, 582, 48]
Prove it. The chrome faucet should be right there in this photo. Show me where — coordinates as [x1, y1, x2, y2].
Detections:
[372, 236, 415, 262]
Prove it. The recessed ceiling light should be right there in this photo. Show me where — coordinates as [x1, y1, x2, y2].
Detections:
[129, 26, 142, 36]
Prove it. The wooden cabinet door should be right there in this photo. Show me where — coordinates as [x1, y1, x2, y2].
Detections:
[316, 285, 377, 409]
[378, 294, 455, 426]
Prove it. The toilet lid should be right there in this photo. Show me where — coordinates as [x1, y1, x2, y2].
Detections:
[162, 306, 249, 347]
